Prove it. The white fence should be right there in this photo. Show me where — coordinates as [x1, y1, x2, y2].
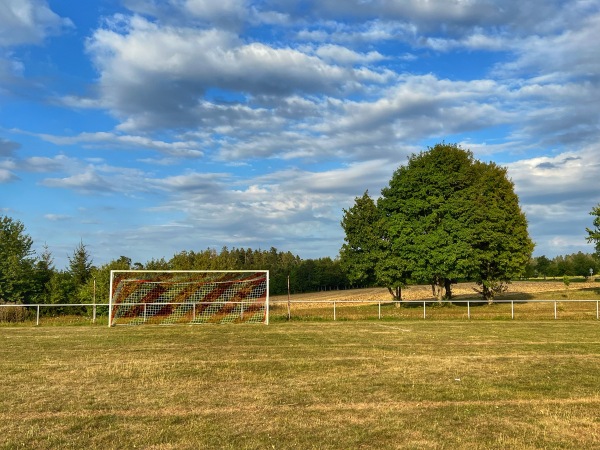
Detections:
[0, 303, 104, 326]
[1, 299, 599, 325]
[270, 299, 600, 321]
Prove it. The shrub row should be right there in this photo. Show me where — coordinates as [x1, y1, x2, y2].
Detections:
[0, 303, 29, 322]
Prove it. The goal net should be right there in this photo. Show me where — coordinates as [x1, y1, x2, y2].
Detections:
[109, 270, 269, 326]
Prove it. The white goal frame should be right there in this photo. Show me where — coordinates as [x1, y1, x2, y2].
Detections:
[109, 270, 269, 326]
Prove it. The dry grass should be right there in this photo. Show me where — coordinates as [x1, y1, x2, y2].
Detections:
[273, 279, 600, 303]
[1, 321, 600, 449]
[269, 280, 600, 322]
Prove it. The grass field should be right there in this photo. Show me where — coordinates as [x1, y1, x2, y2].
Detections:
[1, 321, 599, 449]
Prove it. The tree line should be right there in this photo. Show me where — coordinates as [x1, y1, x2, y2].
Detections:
[527, 253, 599, 279]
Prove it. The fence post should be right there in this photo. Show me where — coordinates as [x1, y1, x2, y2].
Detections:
[423, 301, 426, 319]
[93, 278, 96, 323]
[467, 301, 470, 320]
[597, 300, 599, 320]
[378, 301, 381, 320]
[287, 275, 291, 321]
[36, 305, 40, 326]
[511, 301, 514, 320]
[554, 301, 557, 320]
[333, 301, 336, 321]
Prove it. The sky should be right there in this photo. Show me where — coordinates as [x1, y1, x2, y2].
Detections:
[1, 0, 599, 269]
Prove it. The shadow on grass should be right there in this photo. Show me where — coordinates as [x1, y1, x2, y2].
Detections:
[398, 294, 536, 308]
[450, 298, 532, 307]
[583, 286, 600, 295]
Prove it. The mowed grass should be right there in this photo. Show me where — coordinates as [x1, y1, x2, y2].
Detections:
[1, 322, 599, 449]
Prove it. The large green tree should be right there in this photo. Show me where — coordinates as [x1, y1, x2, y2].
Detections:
[0, 216, 37, 303]
[343, 143, 534, 301]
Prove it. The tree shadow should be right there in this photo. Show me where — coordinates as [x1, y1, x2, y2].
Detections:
[582, 286, 600, 295]
[448, 291, 536, 306]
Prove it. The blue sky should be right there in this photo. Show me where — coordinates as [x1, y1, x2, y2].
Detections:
[1, 0, 599, 269]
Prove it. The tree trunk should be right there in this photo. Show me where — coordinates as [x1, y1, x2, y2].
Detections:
[387, 286, 402, 302]
[484, 285, 493, 304]
[444, 278, 453, 300]
[431, 277, 444, 302]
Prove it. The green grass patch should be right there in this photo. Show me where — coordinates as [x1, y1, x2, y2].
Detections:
[1, 322, 599, 449]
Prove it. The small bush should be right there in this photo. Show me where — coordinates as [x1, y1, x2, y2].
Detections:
[0, 303, 30, 322]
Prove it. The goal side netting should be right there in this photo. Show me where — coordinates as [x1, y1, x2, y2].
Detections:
[109, 270, 269, 326]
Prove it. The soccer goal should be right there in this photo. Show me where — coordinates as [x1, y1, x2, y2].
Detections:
[109, 270, 269, 326]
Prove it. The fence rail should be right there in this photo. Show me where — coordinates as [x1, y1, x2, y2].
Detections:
[270, 299, 600, 321]
[1, 299, 600, 325]
[0, 303, 104, 326]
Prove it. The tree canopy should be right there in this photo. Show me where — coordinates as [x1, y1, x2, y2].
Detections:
[341, 143, 534, 300]
[0, 216, 37, 303]
[529, 253, 598, 279]
[586, 204, 600, 258]
[68, 240, 93, 287]
[340, 191, 380, 288]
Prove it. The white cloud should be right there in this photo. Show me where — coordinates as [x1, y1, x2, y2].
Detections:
[37, 131, 204, 158]
[296, 20, 415, 45]
[498, 12, 600, 81]
[153, 172, 228, 194]
[0, 0, 71, 95]
[84, 14, 391, 132]
[22, 155, 69, 173]
[184, 0, 248, 23]
[317, 76, 511, 140]
[507, 144, 600, 256]
[0, 0, 72, 46]
[300, 0, 594, 37]
[0, 168, 18, 183]
[34, 157, 151, 195]
[176, 73, 516, 163]
[508, 147, 600, 204]
[421, 32, 510, 52]
[42, 170, 114, 194]
[123, 0, 250, 28]
[44, 213, 71, 221]
[314, 44, 386, 65]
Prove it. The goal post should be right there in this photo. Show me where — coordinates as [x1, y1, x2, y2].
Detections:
[109, 270, 269, 326]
